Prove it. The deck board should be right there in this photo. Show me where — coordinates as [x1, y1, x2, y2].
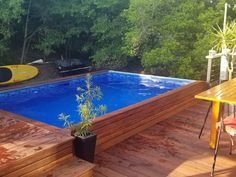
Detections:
[94, 102, 236, 177]
[0, 111, 73, 176]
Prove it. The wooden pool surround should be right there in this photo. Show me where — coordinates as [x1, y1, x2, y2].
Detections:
[0, 111, 95, 177]
[92, 79, 209, 153]
[0, 71, 209, 155]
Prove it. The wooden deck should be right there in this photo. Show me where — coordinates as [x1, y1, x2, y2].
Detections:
[0, 110, 73, 176]
[94, 102, 236, 177]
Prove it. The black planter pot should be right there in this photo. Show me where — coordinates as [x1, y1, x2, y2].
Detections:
[73, 133, 97, 163]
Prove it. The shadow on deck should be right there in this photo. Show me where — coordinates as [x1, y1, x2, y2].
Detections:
[94, 102, 236, 177]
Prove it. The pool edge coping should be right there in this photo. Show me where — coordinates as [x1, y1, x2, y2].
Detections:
[0, 69, 204, 131]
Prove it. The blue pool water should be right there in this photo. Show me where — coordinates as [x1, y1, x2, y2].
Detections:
[0, 71, 193, 128]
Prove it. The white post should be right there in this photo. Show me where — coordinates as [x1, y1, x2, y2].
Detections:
[206, 58, 212, 83]
[206, 49, 216, 83]
[220, 3, 229, 82]
[220, 49, 230, 81]
[223, 3, 228, 32]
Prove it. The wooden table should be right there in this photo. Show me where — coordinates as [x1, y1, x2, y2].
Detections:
[195, 78, 236, 149]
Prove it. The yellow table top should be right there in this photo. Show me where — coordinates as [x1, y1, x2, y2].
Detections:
[195, 78, 236, 104]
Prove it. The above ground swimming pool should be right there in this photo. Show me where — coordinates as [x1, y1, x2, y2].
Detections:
[0, 71, 193, 128]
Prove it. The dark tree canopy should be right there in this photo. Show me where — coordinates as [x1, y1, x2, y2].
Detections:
[0, 0, 235, 79]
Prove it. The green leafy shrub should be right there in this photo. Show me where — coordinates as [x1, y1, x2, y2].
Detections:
[92, 47, 128, 69]
[59, 73, 106, 137]
[211, 21, 236, 52]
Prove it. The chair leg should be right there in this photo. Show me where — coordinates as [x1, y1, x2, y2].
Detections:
[234, 105, 235, 117]
[199, 102, 212, 139]
[227, 104, 230, 116]
[211, 118, 223, 176]
[228, 134, 234, 155]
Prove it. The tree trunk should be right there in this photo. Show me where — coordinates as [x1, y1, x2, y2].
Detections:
[20, 0, 32, 64]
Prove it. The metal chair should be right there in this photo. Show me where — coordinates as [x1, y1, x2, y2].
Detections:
[211, 107, 236, 176]
[199, 103, 235, 139]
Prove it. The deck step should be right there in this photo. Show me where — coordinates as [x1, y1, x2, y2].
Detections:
[0, 111, 74, 177]
[23, 156, 95, 177]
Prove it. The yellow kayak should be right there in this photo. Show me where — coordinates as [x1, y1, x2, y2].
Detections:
[0, 65, 38, 85]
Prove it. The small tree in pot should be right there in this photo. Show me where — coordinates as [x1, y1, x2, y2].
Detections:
[59, 73, 106, 162]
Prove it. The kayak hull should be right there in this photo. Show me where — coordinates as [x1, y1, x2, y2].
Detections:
[0, 65, 38, 85]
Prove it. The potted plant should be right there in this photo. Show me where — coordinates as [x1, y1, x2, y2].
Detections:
[59, 73, 106, 162]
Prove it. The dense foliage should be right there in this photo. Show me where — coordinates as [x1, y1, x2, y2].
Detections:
[0, 0, 235, 79]
[124, 0, 236, 79]
[0, 0, 24, 64]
